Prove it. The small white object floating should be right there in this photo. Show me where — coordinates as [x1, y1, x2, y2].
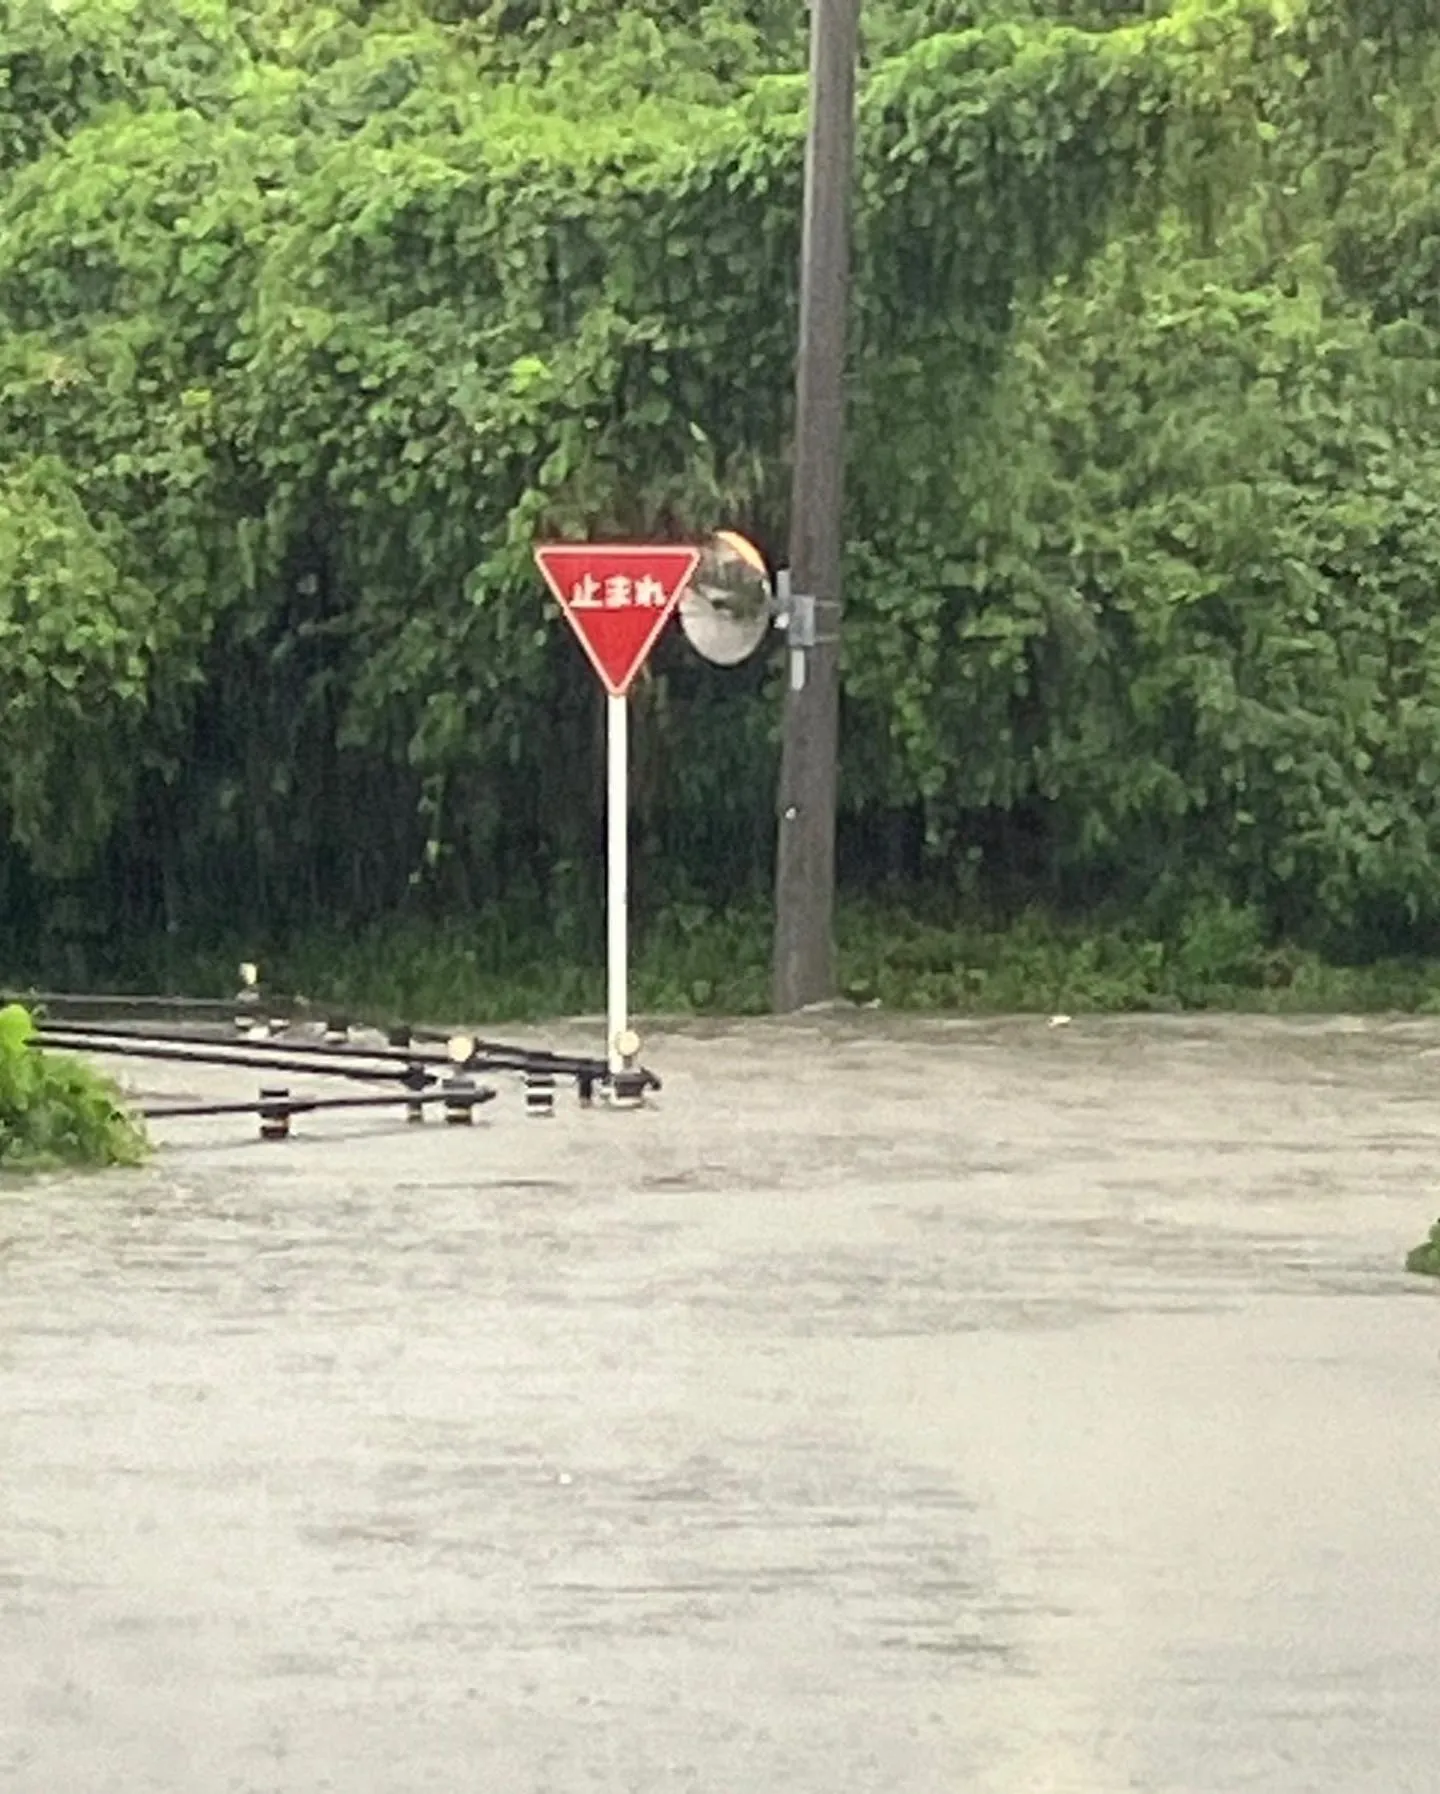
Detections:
[1048, 1014, 1073, 1029]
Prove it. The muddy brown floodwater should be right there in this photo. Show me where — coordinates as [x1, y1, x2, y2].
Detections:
[2, 1013, 1437, 1792]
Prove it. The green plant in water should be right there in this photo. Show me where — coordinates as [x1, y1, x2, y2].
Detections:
[0, 1003, 148, 1171]
[1404, 1220, 1440, 1279]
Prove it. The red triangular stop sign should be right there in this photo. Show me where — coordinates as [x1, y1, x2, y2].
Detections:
[534, 543, 701, 697]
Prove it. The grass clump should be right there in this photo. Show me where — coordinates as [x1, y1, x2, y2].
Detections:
[1405, 1221, 1440, 1279]
[0, 1004, 148, 1172]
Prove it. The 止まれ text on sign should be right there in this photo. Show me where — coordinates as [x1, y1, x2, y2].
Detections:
[570, 574, 671, 610]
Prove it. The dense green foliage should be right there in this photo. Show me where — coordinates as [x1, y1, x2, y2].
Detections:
[0, 1004, 148, 1169]
[6, 0, 1440, 985]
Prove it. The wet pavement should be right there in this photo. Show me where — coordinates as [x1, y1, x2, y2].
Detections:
[2, 1013, 1437, 1792]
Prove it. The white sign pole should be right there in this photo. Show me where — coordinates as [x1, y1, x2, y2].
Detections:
[606, 691, 628, 1079]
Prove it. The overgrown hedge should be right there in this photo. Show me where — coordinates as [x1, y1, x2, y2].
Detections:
[6, 0, 1440, 970]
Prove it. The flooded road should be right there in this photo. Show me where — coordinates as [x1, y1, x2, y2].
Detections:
[2, 1014, 1437, 1792]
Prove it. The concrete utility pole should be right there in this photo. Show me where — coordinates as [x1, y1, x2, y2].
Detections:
[772, 0, 861, 1014]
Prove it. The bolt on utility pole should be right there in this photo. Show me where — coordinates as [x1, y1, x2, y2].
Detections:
[772, 0, 861, 1014]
